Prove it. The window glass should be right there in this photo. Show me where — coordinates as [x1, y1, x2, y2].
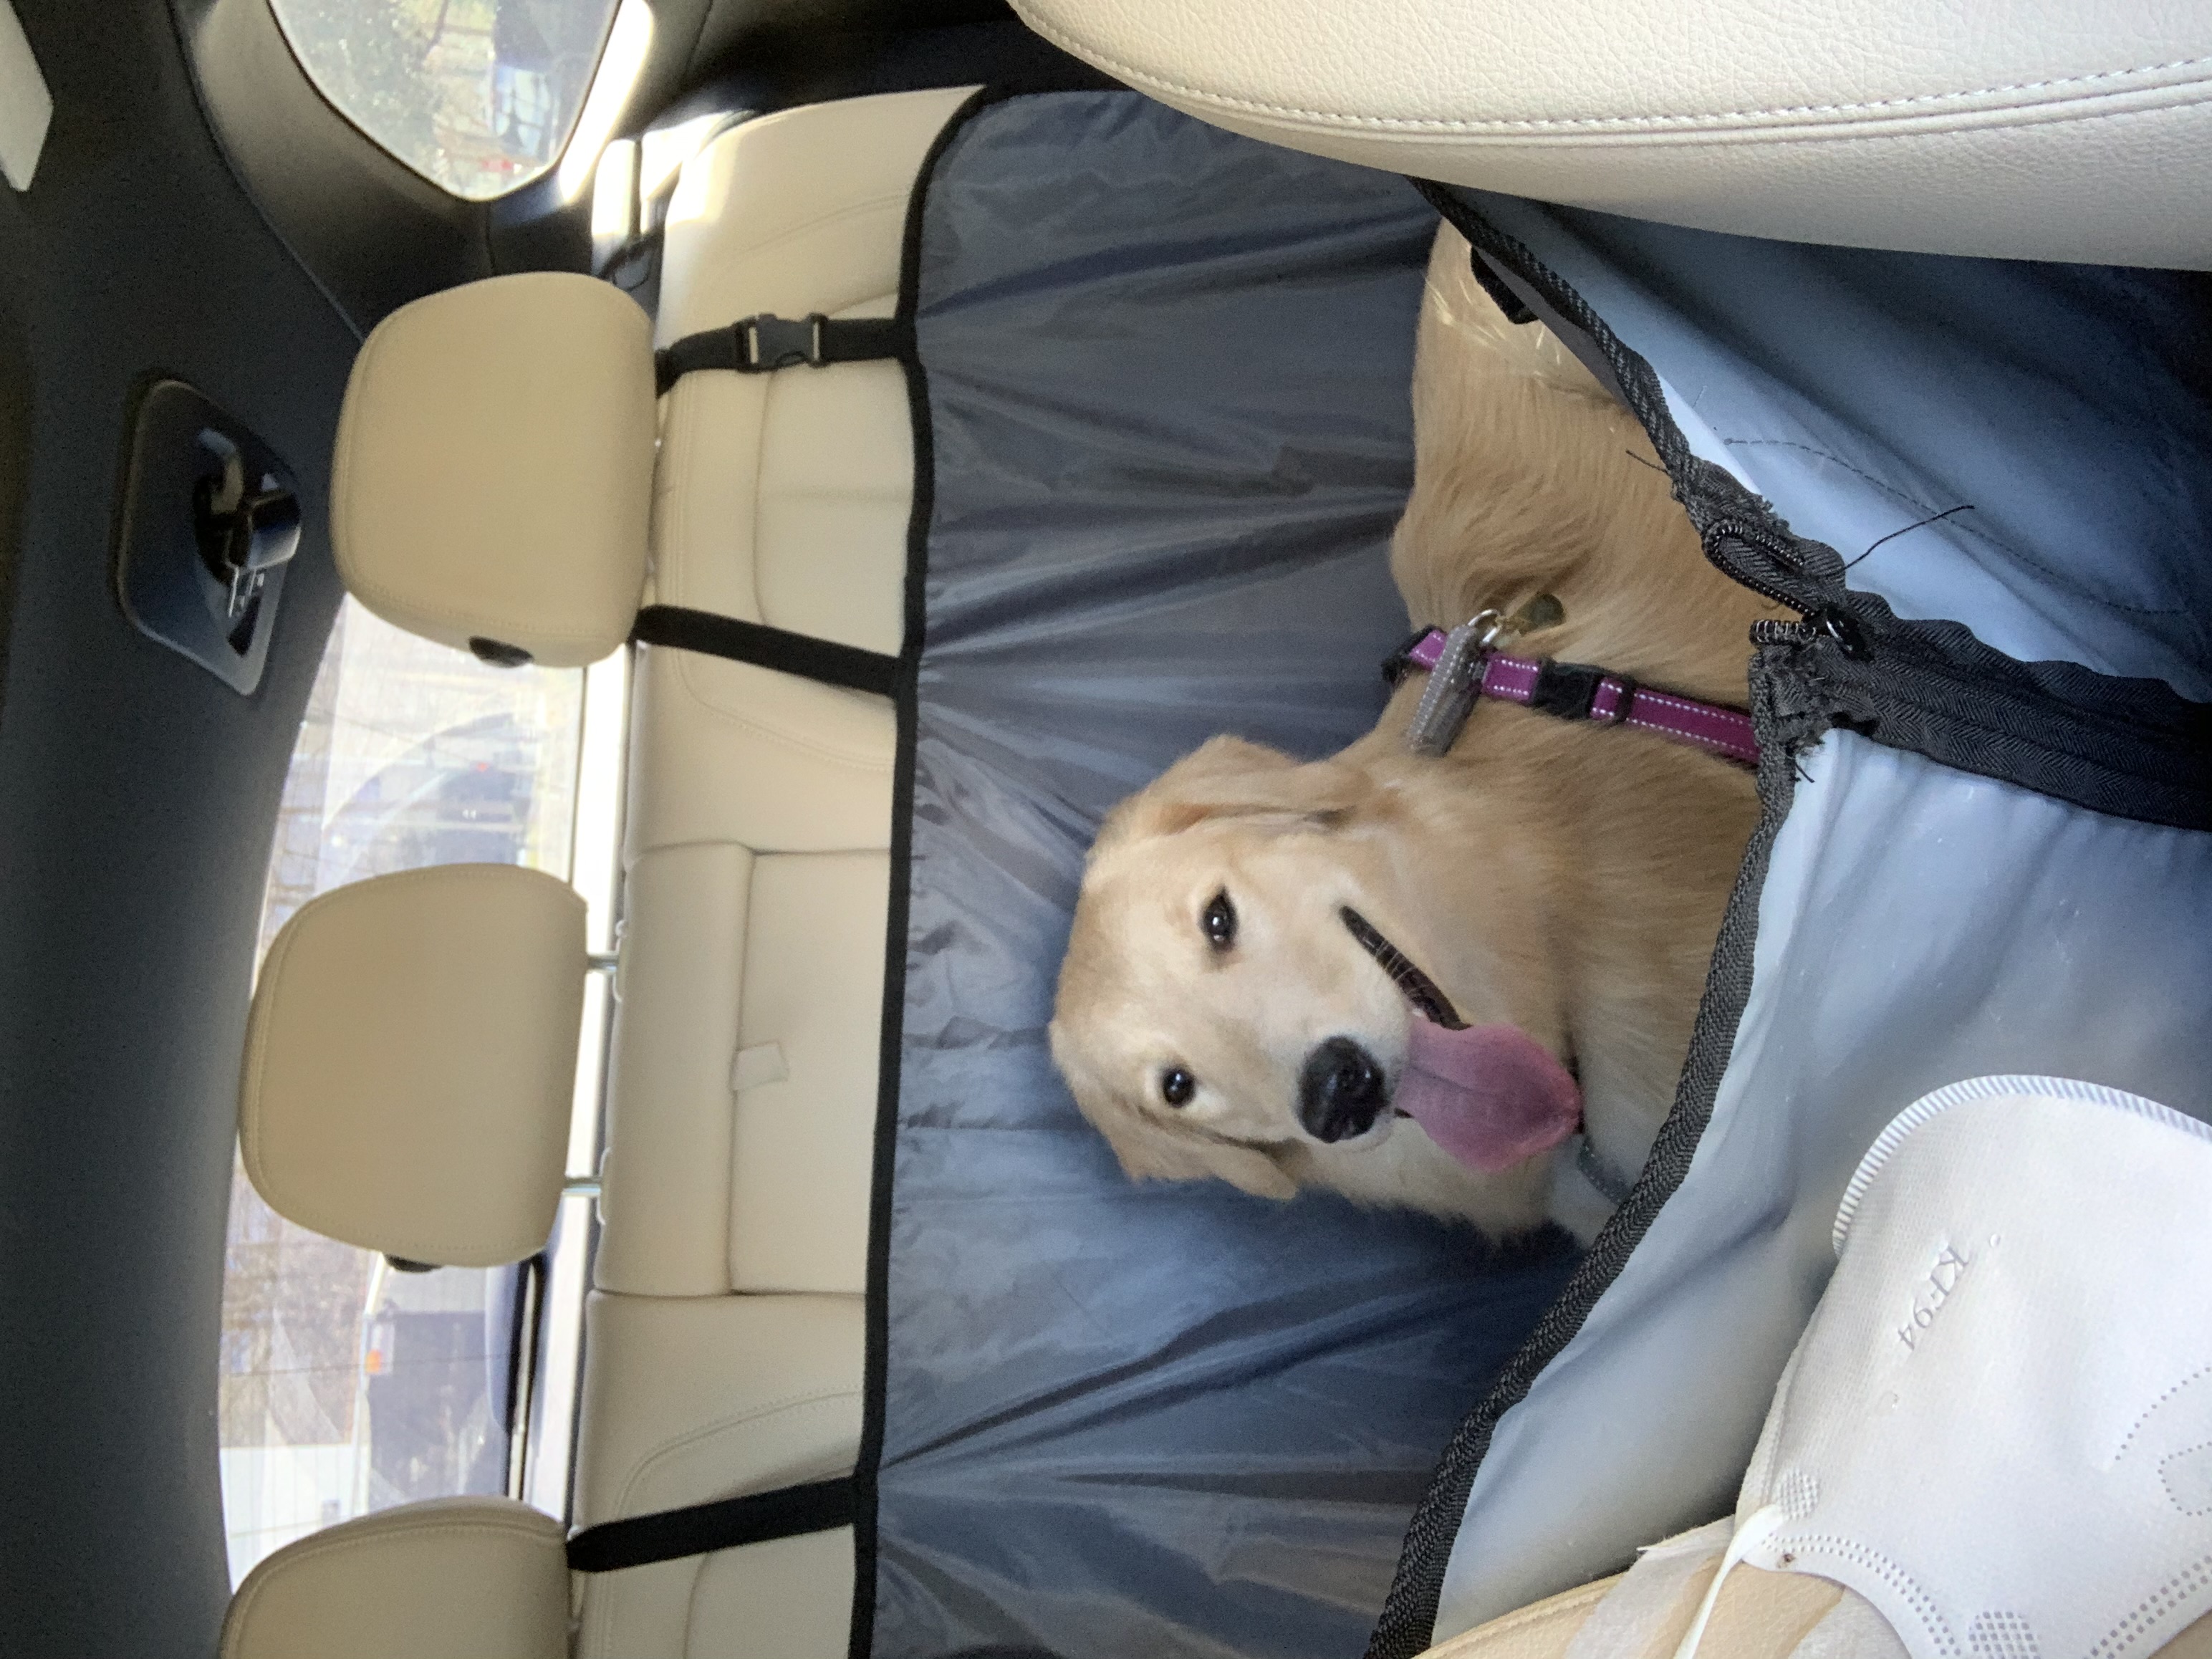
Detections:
[269, 0, 623, 201]
[219, 600, 590, 1585]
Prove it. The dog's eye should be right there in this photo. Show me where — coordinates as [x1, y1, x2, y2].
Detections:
[1160, 1067, 1196, 1107]
[1201, 890, 1236, 951]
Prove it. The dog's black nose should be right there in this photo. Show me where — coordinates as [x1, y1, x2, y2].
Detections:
[1297, 1037, 1387, 1143]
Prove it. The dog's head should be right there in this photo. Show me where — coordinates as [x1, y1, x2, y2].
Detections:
[1050, 736, 1454, 1200]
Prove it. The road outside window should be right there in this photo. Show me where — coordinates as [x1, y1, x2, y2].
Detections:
[269, 0, 622, 200]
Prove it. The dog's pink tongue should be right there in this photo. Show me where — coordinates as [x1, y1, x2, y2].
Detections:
[1396, 1020, 1582, 1173]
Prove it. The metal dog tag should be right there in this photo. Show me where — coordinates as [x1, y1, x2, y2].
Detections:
[1405, 596, 1564, 757]
[1407, 617, 1491, 756]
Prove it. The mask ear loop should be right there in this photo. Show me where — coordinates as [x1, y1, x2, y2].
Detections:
[1669, 1504, 1789, 1659]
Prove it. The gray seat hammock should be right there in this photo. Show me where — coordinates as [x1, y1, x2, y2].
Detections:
[633, 86, 2212, 1659]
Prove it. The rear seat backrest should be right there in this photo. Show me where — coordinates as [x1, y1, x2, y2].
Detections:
[314, 87, 976, 1659]
[239, 863, 586, 1266]
[219, 1497, 568, 1659]
[609, 88, 974, 1303]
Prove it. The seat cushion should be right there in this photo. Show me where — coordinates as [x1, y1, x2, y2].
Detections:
[686, 1530, 856, 1659]
[602, 92, 970, 1297]
[579, 90, 968, 1657]
[631, 91, 975, 863]
[728, 850, 888, 1293]
[598, 845, 888, 1296]
[573, 1292, 865, 1659]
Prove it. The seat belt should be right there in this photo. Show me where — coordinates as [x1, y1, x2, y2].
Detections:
[566, 1475, 856, 1573]
[630, 605, 900, 696]
[654, 312, 913, 395]
[638, 312, 911, 689]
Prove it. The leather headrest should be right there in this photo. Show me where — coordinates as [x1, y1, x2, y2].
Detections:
[239, 864, 585, 1267]
[332, 271, 655, 667]
[221, 1497, 568, 1659]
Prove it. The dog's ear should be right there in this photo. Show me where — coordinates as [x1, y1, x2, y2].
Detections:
[1093, 1105, 1300, 1202]
[1096, 735, 1363, 851]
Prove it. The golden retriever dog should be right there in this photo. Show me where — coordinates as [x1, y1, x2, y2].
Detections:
[1049, 225, 1785, 1242]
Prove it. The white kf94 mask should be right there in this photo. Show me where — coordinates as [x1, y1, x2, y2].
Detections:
[1678, 1074, 2212, 1659]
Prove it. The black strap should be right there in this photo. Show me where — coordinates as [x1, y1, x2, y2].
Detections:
[655, 313, 915, 394]
[567, 1476, 856, 1573]
[632, 605, 900, 697]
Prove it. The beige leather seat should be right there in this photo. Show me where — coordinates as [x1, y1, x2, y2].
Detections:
[230, 860, 876, 1655]
[324, 87, 977, 1659]
[1011, 0, 2212, 271]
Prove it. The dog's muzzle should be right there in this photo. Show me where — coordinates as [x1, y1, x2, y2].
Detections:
[1297, 1036, 1390, 1143]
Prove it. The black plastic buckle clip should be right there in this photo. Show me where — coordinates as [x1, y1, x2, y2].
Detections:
[1380, 626, 1436, 688]
[1529, 660, 1639, 725]
[739, 313, 826, 370]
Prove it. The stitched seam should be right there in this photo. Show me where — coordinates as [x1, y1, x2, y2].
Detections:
[2161, 1441, 2212, 1514]
[1623, 712, 1741, 753]
[2090, 1552, 2212, 1657]
[329, 319, 391, 585]
[670, 653, 896, 770]
[610, 1390, 861, 1517]
[1019, 17, 2212, 133]
[654, 373, 737, 613]
[2117, 1365, 2212, 1461]
[1635, 688, 1744, 723]
[1785, 1532, 1953, 1654]
[236, 892, 309, 1202]
[343, 562, 620, 648]
[679, 193, 911, 271]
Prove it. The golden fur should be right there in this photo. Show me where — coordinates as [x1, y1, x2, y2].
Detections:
[1049, 226, 1783, 1240]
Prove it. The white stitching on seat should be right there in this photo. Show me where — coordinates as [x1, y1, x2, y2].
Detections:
[1018, 14, 2212, 137]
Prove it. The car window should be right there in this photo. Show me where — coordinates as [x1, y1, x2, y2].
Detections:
[220, 598, 622, 1583]
[269, 0, 625, 201]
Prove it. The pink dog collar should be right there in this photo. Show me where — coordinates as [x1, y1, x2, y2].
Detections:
[1392, 628, 1759, 767]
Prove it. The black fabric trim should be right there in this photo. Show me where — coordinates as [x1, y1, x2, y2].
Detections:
[1364, 658, 1812, 1659]
[847, 81, 994, 1659]
[630, 604, 899, 696]
[567, 1477, 855, 1573]
[654, 314, 915, 394]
